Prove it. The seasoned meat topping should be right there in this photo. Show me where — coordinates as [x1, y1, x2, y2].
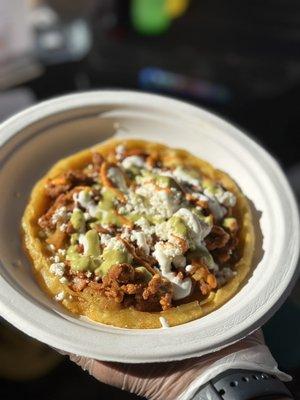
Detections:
[39, 143, 240, 312]
[205, 225, 230, 251]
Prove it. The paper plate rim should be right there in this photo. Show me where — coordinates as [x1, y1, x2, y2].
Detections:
[0, 90, 299, 362]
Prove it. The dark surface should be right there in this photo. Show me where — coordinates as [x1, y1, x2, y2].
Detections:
[0, 357, 139, 400]
[1, 0, 299, 398]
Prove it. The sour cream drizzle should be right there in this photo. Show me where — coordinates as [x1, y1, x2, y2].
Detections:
[174, 207, 211, 244]
[153, 242, 192, 300]
[159, 316, 170, 329]
[75, 190, 98, 217]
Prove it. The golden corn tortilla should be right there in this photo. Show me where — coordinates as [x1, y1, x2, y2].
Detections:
[22, 138, 255, 329]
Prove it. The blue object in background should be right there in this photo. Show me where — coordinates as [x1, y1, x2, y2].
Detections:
[139, 67, 232, 104]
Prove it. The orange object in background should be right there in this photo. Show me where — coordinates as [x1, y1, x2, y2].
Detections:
[166, 0, 190, 18]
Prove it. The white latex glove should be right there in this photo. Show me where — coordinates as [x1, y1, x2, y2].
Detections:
[64, 330, 291, 400]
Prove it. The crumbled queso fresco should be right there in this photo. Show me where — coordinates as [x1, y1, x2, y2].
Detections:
[38, 143, 239, 313]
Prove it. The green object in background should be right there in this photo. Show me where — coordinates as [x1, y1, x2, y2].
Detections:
[131, 0, 171, 35]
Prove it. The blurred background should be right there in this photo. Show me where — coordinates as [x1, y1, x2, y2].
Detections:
[0, 0, 299, 398]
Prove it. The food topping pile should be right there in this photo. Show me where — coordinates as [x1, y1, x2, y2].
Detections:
[38, 144, 239, 311]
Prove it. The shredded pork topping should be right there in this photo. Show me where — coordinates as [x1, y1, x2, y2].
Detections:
[38, 143, 239, 311]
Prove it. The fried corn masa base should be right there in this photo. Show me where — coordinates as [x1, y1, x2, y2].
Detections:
[22, 138, 255, 329]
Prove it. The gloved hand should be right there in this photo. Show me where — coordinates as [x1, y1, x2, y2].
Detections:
[64, 329, 290, 400]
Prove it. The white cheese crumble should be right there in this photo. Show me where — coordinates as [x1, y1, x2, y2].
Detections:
[135, 217, 155, 236]
[50, 262, 65, 277]
[136, 183, 181, 219]
[51, 206, 67, 224]
[54, 291, 65, 302]
[100, 234, 112, 246]
[74, 190, 99, 218]
[122, 156, 145, 170]
[203, 188, 235, 218]
[202, 189, 226, 220]
[106, 237, 127, 252]
[59, 223, 68, 232]
[172, 166, 201, 187]
[155, 221, 169, 241]
[215, 190, 236, 207]
[130, 230, 150, 255]
[120, 192, 143, 214]
[152, 190, 181, 219]
[159, 316, 170, 329]
[120, 227, 131, 240]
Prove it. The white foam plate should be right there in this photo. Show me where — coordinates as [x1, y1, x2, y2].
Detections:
[0, 91, 299, 362]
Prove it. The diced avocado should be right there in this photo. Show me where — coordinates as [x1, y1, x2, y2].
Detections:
[98, 188, 117, 211]
[155, 175, 182, 191]
[192, 207, 203, 219]
[88, 222, 98, 230]
[122, 212, 163, 226]
[148, 214, 165, 224]
[84, 229, 101, 257]
[155, 175, 172, 188]
[66, 245, 91, 272]
[192, 208, 213, 227]
[66, 230, 101, 272]
[127, 166, 140, 176]
[97, 209, 122, 226]
[204, 214, 214, 226]
[95, 247, 132, 277]
[202, 179, 218, 194]
[125, 213, 144, 222]
[140, 169, 154, 179]
[70, 209, 85, 232]
[135, 266, 152, 282]
[96, 188, 123, 226]
[223, 217, 238, 232]
[168, 216, 188, 237]
[140, 170, 173, 187]
[70, 233, 79, 245]
[188, 246, 216, 270]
